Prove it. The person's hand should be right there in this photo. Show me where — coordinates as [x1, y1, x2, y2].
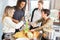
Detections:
[28, 21, 31, 25]
[31, 29, 35, 32]
[31, 23, 37, 27]
[21, 17, 24, 21]
[12, 18, 19, 23]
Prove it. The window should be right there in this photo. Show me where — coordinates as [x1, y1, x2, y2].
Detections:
[29, 0, 50, 14]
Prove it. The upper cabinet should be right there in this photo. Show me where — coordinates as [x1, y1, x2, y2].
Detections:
[50, 0, 60, 9]
[55, 0, 60, 9]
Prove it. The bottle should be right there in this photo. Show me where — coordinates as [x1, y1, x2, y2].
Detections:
[24, 21, 29, 33]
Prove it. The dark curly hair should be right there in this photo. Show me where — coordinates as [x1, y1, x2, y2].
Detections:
[41, 9, 50, 16]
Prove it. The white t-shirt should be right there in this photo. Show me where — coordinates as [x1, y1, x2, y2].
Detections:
[33, 9, 41, 22]
[32, 9, 42, 26]
[3, 17, 24, 33]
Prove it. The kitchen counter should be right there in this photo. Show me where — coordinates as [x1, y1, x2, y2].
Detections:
[53, 22, 60, 26]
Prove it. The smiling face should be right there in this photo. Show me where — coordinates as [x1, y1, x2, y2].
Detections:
[20, 1, 26, 9]
[38, 2, 43, 10]
[38, 1, 43, 10]
[8, 8, 15, 17]
[41, 11, 47, 18]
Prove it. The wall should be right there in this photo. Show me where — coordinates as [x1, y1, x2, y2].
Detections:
[50, 0, 60, 9]
[0, 0, 17, 40]
[55, 0, 60, 9]
[0, 0, 8, 40]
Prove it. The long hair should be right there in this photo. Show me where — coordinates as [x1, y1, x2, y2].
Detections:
[2, 6, 14, 23]
[15, 0, 27, 11]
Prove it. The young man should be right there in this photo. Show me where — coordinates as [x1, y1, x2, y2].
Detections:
[31, 9, 53, 40]
[30, 1, 43, 30]
[13, 0, 27, 32]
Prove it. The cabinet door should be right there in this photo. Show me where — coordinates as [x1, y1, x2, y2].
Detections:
[55, 0, 60, 9]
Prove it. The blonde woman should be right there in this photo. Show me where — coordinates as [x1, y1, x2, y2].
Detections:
[2, 6, 24, 40]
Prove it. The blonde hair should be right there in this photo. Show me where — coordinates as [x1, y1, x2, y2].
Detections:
[2, 6, 14, 23]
